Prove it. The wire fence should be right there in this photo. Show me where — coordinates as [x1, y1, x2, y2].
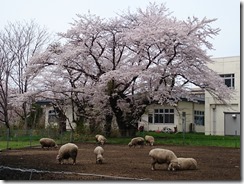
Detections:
[0, 128, 78, 150]
[0, 127, 240, 150]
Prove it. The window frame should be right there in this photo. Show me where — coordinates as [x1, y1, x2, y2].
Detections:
[194, 110, 205, 126]
[220, 73, 235, 89]
[148, 108, 174, 124]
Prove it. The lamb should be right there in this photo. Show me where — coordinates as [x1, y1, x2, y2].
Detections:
[39, 138, 58, 149]
[56, 143, 78, 165]
[94, 146, 105, 164]
[128, 137, 145, 148]
[145, 135, 155, 146]
[148, 148, 179, 171]
[95, 134, 107, 145]
[168, 157, 197, 171]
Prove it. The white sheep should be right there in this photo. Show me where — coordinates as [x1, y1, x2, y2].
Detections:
[148, 148, 179, 171]
[128, 137, 145, 148]
[145, 135, 155, 146]
[95, 134, 107, 145]
[168, 157, 197, 171]
[56, 143, 78, 165]
[39, 138, 58, 149]
[94, 146, 105, 164]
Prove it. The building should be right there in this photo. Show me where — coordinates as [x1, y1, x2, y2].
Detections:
[205, 56, 240, 135]
[139, 56, 240, 135]
[139, 89, 205, 133]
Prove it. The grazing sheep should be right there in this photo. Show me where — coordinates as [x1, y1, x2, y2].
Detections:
[128, 137, 145, 148]
[145, 135, 155, 146]
[149, 148, 179, 171]
[95, 134, 107, 145]
[39, 138, 58, 149]
[94, 146, 105, 164]
[168, 157, 197, 171]
[56, 143, 78, 165]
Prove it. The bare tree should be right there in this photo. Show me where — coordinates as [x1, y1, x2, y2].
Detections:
[0, 20, 50, 130]
[0, 32, 16, 129]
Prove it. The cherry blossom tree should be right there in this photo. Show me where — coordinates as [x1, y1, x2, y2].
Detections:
[27, 3, 233, 136]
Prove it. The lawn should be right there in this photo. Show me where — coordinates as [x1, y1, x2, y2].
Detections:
[0, 131, 240, 150]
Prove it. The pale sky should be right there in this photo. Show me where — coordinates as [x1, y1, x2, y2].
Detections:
[0, 0, 240, 58]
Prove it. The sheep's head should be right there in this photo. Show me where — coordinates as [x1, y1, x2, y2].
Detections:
[56, 155, 62, 163]
[128, 142, 133, 147]
[168, 160, 180, 171]
[96, 155, 104, 164]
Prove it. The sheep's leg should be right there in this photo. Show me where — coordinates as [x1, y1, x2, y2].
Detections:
[95, 155, 98, 164]
[151, 159, 156, 171]
[72, 156, 76, 165]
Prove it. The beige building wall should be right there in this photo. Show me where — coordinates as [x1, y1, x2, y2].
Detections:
[44, 104, 77, 130]
[139, 100, 205, 133]
[205, 56, 240, 135]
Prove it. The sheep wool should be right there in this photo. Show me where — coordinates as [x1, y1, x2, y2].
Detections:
[128, 137, 145, 148]
[145, 135, 155, 146]
[95, 135, 107, 145]
[94, 146, 105, 164]
[149, 148, 179, 171]
[56, 143, 78, 165]
[39, 138, 58, 149]
[168, 157, 197, 171]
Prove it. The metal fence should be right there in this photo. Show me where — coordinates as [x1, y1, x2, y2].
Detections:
[0, 127, 240, 150]
[0, 128, 79, 150]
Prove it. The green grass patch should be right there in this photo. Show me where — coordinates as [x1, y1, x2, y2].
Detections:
[0, 141, 40, 150]
[135, 131, 240, 148]
[0, 131, 240, 150]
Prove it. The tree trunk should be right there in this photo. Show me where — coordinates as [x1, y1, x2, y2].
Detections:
[104, 114, 113, 137]
[109, 96, 127, 137]
[109, 95, 149, 137]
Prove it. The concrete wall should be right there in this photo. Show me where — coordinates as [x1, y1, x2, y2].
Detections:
[205, 56, 240, 135]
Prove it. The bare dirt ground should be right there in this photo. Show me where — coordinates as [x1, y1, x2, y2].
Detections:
[0, 143, 241, 181]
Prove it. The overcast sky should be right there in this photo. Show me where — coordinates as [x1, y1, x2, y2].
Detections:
[0, 0, 240, 58]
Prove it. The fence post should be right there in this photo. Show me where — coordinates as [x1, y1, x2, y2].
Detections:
[235, 130, 237, 148]
[182, 112, 186, 145]
[6, 128, 10, 149]
[29, 129, 32, 147]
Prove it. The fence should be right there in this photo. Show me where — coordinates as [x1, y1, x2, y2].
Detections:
[0, 128, 83, 150]
[0, 127, 240, 150]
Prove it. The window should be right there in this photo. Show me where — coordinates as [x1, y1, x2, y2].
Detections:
[148, 109, 174, 124]
[48, 110, 58, 124]
[194, 110, 204, 126]
[220, 74, 235, 88]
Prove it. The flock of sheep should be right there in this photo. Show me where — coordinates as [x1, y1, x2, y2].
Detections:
[39, 135, 197, 171]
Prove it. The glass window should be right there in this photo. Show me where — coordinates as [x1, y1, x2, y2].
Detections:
[194, 110, 204, 126]
[148, 114, 153, 123]
[151, 108, 174, 124]
[220, 74, 235, 88]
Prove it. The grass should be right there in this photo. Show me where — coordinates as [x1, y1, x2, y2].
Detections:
[0, 131, 240, 150]
[136, 131, 240, 148]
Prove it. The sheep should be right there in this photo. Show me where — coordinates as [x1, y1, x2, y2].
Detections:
[168, 157, 197, 171]
[128, 137, 145, 148]
[95, 134, 107, 145]
[94, 146, 105, 164]
[39, 138, 58, 149]
[56, 143, 78, 165]
[145, 135, 155, 146]
[148, 148, 179, 171]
